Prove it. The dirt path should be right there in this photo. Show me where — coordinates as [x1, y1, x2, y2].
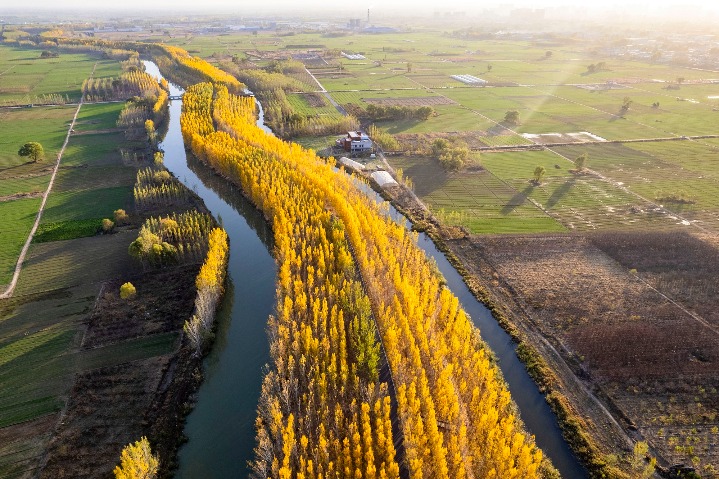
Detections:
[0, 63, 96, 300]
[304, 68, 348, 116]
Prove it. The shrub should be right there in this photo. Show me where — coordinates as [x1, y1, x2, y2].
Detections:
[439, 146, 469, 171]
[114, 209, 129, 225]
[120, 282, 136, 300]
[575, 152, 588, 171]
[152, 170, 172, 184]
[102, 218, 115, 233]
[367, 124, 399, 150]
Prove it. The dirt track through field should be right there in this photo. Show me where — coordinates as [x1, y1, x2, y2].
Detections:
[0, 62, 96, 300]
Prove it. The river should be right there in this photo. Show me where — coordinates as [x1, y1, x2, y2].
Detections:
[142, 61, 587, 479]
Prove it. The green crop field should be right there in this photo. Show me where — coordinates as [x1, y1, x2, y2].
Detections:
[0, 106, 77, 169]
[185, 29, 714, 234]
[0, 46, 120, 105]
[0, 41, 193, 478]
[0, 198, 42, 285]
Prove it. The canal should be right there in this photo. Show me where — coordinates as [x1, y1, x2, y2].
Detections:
[143, 60, 587, 479]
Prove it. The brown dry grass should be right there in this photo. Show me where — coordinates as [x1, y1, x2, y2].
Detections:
[461, 232, 719, 474]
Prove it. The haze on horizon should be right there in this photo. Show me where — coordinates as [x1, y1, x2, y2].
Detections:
[8, 0, 719, 16]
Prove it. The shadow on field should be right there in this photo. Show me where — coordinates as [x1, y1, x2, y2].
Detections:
[403, 160, 448, 197]
[383, 118, 424, 134]
[0, 161, 35, 172]
[545, 176, 577, 209]
[501, 185, 534, 215]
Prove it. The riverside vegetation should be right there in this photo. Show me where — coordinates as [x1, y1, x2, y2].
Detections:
[181, 79, 546, 478]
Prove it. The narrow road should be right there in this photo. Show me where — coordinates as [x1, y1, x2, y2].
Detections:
[0, 63, 96, 299]
[304, 67, 348, 116]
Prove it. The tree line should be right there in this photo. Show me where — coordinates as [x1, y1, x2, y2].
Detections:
[182, 81, 545, 479]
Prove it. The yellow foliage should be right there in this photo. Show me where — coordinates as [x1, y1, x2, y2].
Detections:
[113, 437, 158, 479]
[177, 51, 543, 479]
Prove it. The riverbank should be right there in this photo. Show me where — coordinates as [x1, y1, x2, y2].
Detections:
[375, 179, 630, 478]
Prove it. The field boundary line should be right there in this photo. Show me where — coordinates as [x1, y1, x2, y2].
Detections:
[0, 62, 96, 300]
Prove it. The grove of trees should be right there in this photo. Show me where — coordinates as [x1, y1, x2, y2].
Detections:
[182, 81, 545, 479]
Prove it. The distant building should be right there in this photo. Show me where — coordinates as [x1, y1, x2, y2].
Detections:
[362, 26, 398, 34]
[336, 131, 373, 153]
[341, 52, 366, 60]
[450, 74, 487, 85]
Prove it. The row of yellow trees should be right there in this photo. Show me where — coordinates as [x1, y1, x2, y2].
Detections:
[183, 83, 401, 479]
[128, 210, 215, 267]
[181, 81, 545, 479]
[184, 227, 229, 353]
[151, 44, 244, 94]
[81, 70, 162, 102]
[133, 165, 190, 210]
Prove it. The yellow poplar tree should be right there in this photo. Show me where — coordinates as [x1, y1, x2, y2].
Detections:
[113, 436, 159, 479]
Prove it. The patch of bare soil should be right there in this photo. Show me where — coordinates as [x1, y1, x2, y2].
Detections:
[303, 92, 327, 107]
[0, 414, 58, 479]
[455, 232, 719, 474]
[38, 263, 202, 478]
[0, 191, 43, 202]
[40, 357, 170, 479]
[591, 231, 719, 327]
[82, 265, 198, 347]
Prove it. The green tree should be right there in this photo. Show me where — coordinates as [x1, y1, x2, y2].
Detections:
[416, 106, 434, 120]
[348, 286, 380, 384]
[621, 96, 633, 112]
[113, 436, 158, 479]
[128, 227, 178, 267]
[18, 142, 45, 162]
[439, 146, 469, 171]
[575, 152, 588, 171]
[504, 110, 520, 126]
[533, 165, 546, 184]
[430, 138, 450, 157]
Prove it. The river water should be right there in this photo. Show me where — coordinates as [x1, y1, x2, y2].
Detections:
[142, 61, 587, 479]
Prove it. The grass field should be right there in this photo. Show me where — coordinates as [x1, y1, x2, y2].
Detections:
[0, 198, 42, 285]
[0, 46, 126, 286]
[0, 46, 187, 478]
[188, 31, 719, 141]
[0, 45, 120, 105]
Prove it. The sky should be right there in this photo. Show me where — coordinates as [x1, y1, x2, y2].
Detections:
[8, 0, 719, 16]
